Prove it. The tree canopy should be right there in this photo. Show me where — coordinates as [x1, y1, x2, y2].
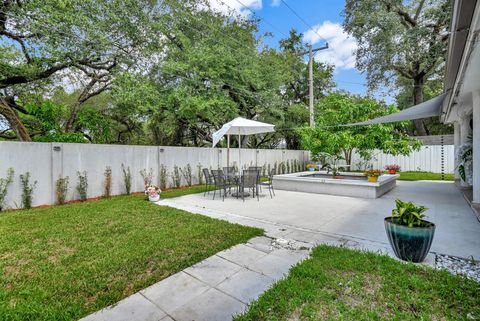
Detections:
[0, 1, 335, 147]
[300, 92, 421, 168]
[343, 0, 451, 136]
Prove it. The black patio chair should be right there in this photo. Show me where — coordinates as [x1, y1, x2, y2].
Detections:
[260, 168, 276, 198]
[211, 169, 233, 201]
[202, 168, 213, 197]
[249, 166, 263, 190]
[223, 167, 237, 185]
[239, 169, 260, 201]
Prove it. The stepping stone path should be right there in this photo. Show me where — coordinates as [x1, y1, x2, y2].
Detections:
[80, 236, 310, 321]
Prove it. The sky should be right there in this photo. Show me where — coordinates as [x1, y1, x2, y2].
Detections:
[208, 0, 395, 104]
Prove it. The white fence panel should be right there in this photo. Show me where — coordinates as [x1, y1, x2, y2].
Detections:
[351, 145, 454, 173]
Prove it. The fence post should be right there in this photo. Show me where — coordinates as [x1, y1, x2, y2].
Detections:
[51, 143, 63, 204]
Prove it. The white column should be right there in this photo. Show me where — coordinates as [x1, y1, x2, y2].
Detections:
[454, 122, 461, 180]
[472, 91, 480, 204]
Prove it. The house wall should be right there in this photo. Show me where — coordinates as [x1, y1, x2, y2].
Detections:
[472, 91, 480, 204]
[0, 141, 310, 208]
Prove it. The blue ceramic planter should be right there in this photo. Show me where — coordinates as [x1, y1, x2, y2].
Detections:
[384, 217, 435, 263]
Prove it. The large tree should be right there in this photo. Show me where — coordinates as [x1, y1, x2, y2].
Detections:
[343, 0, 451, 136]
[300, 92, 420, 169]
[0, 0, 167, 141]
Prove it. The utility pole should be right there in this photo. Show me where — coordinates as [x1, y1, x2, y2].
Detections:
[300, 43, 329, 127]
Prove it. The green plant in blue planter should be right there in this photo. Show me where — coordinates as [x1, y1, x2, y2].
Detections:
[384, 199, 435, 262]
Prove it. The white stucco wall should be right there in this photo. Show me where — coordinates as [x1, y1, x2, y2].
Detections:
[0, 142, 309, 208]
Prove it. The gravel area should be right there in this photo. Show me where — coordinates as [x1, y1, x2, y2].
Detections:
[435, 253, 480, 282]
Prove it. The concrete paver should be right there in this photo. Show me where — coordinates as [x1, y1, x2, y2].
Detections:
[80, 293, 166, 321]
[140, 272, 210, 315]
[216, 268, 273, 304]
[169, 288, 246, 321]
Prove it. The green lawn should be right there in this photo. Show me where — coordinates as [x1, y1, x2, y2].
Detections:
[236, 245, 480, 321]
[0, 188, 262, 320]
[398, 171, 454, 181]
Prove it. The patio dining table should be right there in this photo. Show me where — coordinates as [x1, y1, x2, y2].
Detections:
[227, 173, 251, 198]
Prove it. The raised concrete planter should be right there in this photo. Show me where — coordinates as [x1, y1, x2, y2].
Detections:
[272, 171, 398, 199]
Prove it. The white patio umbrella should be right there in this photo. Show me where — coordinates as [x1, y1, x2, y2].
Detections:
[212, 117, 275, 171]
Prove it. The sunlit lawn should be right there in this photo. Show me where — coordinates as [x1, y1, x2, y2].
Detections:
[0, 187, 262, 320]
[398, 171, 454, 181]
[236, 245, 480, 321]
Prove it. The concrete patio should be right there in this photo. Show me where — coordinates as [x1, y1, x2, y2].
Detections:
[163, 180, 480, 260]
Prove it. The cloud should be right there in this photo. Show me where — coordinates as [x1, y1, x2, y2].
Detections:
[271, 0, 281, 6]
[303, 21, 357, 70]
[207, 0, 262, 17]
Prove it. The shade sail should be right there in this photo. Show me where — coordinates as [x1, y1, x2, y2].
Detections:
[343, 92, 448, 126]
[212, 117, 275, 147]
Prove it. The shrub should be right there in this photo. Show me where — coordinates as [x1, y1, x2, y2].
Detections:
[76, 171, 88, 201]
[19, 172, 37, 209]
[159, 164, 168, 190]
[55, 176, 69, 205]
[171, 165, 181, 188]
[140, 168, 153, 190]
[391, 199, 429, 227]
[267, 163, 271, 175]
[121, 164, 132, 194]
[273, 162, 277, 175]
[180, 164, 193, 187]
[286, 160, 290, 174]
[197, 164, 204, 185]
[103, 166, 112, 197]
[0, 168, 14, 211]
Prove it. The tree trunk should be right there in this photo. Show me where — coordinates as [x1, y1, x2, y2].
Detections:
[413, 77, 428, 136]
[343, 148, 353, 171]
[0, 98, 31, 141]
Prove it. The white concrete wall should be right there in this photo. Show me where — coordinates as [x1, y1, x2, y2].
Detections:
[351, 145, 455, 173]
[0, 142, 309, 208]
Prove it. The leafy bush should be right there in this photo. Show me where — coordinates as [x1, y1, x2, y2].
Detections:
[103, 166, 112, 197]
[20, 172, 37, 209]
[197, 164, 204, 185]
[180, 164, 193, 187]
[140, 168, 153, 190]
[76, 171, 88, 201]
[0, 168, 14, 211]
[159, 164, 168, 190]
[121, 164, 132, 194]
[391, 199, 429, 228]
[55, 176, 69, 205]
[171, 166, 181, 188]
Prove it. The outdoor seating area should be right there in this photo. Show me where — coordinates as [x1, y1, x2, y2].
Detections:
[204, 167, 275, 201]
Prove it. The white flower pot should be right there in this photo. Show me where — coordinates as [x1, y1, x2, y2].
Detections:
[148, 195, 160, 202]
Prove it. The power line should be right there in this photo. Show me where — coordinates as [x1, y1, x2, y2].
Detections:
[229, 0, 289, 39]
[279, 0, 326, 45]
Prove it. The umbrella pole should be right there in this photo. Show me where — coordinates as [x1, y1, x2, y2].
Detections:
[227, 135, 230, 167]
[238, 133, 241, 173]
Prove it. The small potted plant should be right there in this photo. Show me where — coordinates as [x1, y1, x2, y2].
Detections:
[384, 199, 435, 262]
[385, 164, 400, 175]
[306, 164, 317, 172]
[146, 185, 161, 202]
[364, 169, 383, 182]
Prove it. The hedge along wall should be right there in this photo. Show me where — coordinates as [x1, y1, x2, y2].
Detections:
[0, 141, 310, 208]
